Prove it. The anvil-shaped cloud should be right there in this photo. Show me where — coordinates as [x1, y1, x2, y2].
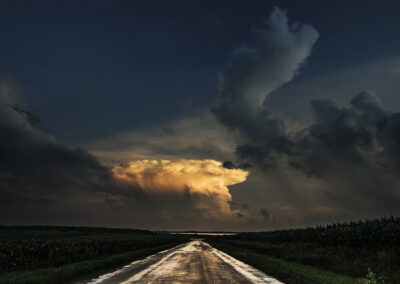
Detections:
[112, 159, 248, 220]
[0, 76, 251, 230]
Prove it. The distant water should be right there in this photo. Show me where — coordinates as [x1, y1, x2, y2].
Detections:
[170, 232, 237, 236]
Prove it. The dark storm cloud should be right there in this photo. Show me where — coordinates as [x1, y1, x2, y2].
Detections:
[281, 91, 400, 216]
[222, 161, 236, 169]
[236, 212, 244, 218]
[212, 7, 317, 169]
[0, 81, 254, 230]
[11, 105, 40, 125]
[4, 3, 400, 231]
[289, 91, 382, 178]
[259, 208, 269, 220]
[0, 78, 112, 204]
[212, 7, 318, 143]
[222, 160, 253, 170]
[212, 7, 400, 221]
[226, 90, 400, 216]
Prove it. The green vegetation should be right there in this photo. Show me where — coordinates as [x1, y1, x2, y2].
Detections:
[0, 226, 188, 284]
[1, 218, 398, 283]
[209, 242, 361, 284]
[206, 217, 399, 284]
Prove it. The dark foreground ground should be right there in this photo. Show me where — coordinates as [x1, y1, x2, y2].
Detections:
[205, 217, 400, 284]
[0, 217, 399, 284]
[0, 226, 189, 284]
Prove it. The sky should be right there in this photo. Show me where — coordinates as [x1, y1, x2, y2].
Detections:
[1, 0, 400, 231]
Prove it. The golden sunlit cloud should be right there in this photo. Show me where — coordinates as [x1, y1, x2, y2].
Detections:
[112, 159, 249, 219]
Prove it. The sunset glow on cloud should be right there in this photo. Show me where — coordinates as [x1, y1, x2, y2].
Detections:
[2, 2, 400, 231]
[112, 159, 248, 218]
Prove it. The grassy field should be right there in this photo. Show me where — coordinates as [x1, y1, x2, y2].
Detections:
[205, 217, 400, 284]
[208, 241, 362, 284]
[0, 226, 189, 284]
[1, 218, 398, 283]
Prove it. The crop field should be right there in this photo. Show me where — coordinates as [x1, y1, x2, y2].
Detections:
[0, 226, 189, 284]
[1, 218, 399, 284]
[205, 217, 400, 284]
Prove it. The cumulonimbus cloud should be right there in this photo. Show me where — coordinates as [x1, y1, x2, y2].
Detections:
[210, 7, 400, 221]
[212, 7, 319, 141]
[112, 159, 248, 220]
[4, 5, 400, 230]
[0, 80, 250, 229]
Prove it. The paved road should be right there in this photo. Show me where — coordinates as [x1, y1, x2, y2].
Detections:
[85, 240, 283, 284]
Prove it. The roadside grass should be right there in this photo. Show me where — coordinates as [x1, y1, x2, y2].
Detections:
[0, 228, 188, 272]
[0, 242, 181, 284]
[213, 239, 398, 282]
[0, 227, 190, 284]
[205, 218, 400, 283]
[209, 241, 366, 284]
